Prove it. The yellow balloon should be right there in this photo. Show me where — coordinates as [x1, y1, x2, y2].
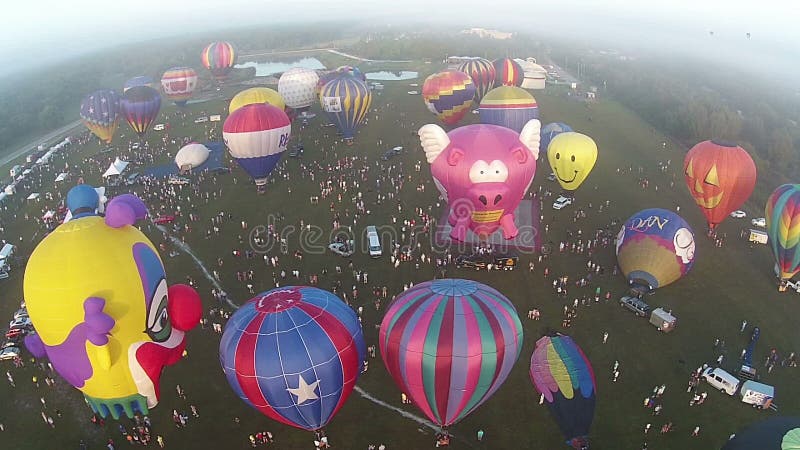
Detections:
[546, 132, 598, 191]
[229, 88, 286, 114]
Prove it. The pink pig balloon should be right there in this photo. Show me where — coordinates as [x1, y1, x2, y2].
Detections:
[419, 120, 541, 241]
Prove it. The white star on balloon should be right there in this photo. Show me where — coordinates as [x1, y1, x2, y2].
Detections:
[286, 374, 321, 405]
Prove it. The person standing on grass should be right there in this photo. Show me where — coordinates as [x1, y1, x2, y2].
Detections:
[477, 429, 484, 442]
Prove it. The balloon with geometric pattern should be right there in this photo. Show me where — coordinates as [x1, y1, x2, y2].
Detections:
[421, 70, 476, 125]
[278, 67, 320, 111]
[80, 90, 121, 144]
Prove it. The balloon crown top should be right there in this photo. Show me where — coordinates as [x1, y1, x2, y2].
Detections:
[709, 139, 738, 148]
[253, 288, 304, 313]
[430, 279, 479, 296]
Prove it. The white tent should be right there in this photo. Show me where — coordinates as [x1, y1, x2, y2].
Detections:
[27, 193, 40, 201]
[103, 158, 130, 178]
[55, 173, 68, 182]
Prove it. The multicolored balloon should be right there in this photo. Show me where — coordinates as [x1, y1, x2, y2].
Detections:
[540, 122, 573, 155]
[219, 286, 365, 431]
[223, 103, 291, 187]
[722, 417, 800, 450]
[80, 90, 121, 144]
[530, 334, 596, 450]
[278, 67, 320, 111]
[229, 88, 286, 114]
[419, 120, 540, 241]
[478, 86, 539, 133]
[683, 140, 757, 231]
[492, 58, 524, 87]
[765, 184, 800, 280]
[120, 86, 161, 138]
[379, 279, 523, 427]
[458, 58, 496, 102]
[160, 67, 198, 106]
[547, 132, 598, 192]
[421, 70, 476, 125]
[124, 76, 154, 93]
[319, 75, 372, 142]
[23, 189, 202, 419]
[201, 41, 236, 81]
[616, 208, 696, 292]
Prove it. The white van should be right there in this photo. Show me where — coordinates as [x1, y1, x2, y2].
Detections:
[740, 380, 774, 409]
[366, 226, 382, 258]
[702, 367, 741, 395]
[0, 243, 15, 262]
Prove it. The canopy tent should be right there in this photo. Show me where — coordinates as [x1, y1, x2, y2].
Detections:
[54, 173, 68, 182]
[27, 193, 40, 201]
[103, 158, 130, 178]
[42, 210, 55, 220]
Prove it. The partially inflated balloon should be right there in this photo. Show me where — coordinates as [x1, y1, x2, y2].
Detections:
[683, 140, 757, 230]
[479, 86, 539, 133]
[422, 70, 476, 125]
[765, 184, 800, 280]
[124, 76, 154, 93]
[223, 103, 291, 187]
[380, 279, 523, 427]
[616, 208, 696, 292]
[23, 190, 201, 419]
[334, 65, 366, 82]
[174, 143, 210, 171]
[547, 132, 598, 191]
[540, 122, 572, 156]
[201, 41, 236, 81]
[493, 58, 524, 87]
[229, 88, 285, 114]
[219, 287, 365, 431]
[278, 67, 319, 111]
[161, 67, 198, 106]
[458, 58, 496, 102]
[121, 86, 161, 138]
[722, 417, 800, 450]
[80, 90, 121, 144]
[319, 75, 372, 141]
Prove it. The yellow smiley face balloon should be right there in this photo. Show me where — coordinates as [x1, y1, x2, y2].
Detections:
[546, 132, 598, 191]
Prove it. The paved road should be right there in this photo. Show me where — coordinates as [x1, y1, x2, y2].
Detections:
[0, 119, 83, 170]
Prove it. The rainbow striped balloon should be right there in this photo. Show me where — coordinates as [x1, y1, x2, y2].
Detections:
[766, 184, 800, 280]
[422, 70, 476, 125]
[492, 58, 524, 87]
[201, 41, 236, 81]
[530, 334, 596, 446]
[379, 279, 523, 427]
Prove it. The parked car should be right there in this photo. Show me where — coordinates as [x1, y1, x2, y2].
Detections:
[619, 296, 650, 317]
[328, 241, 355, 257]
[168, 176, 190, 185]
[547, 172, 556, 182]
[751, 217, 766, 228]
[153, 215, 176, 225]
[702, 367, 741, 395]
[210, 167, 231, 175]
[9, 316, 32, 329]
[730, 210, 747, 219]
[13, 308, 27, 321]
[0, 345, 19, 361]
[552, 195, 573, 210]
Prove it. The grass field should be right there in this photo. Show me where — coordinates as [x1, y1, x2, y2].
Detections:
[0, 62, 798, 450]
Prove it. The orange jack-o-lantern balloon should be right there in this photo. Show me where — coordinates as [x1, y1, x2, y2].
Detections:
[683, 140, 756, 230]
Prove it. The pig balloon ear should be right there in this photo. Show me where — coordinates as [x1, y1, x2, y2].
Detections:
[519, 119, 542, 160]
[418, 124, 450, 164]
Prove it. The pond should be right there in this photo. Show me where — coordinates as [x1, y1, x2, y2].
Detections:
[234, 57, 326, 77]
[365, 71, 419, 81]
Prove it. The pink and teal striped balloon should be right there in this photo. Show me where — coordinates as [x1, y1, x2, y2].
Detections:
[766, 184, 800, 280]
[379, 279, 523, 427]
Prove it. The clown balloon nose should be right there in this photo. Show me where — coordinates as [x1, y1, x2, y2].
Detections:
[66, 184, 100, 219]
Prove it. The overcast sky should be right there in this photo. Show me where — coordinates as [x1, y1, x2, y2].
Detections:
[3, 0, 798, 76]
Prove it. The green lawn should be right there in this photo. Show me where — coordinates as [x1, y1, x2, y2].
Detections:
[0, 67, 798, 450]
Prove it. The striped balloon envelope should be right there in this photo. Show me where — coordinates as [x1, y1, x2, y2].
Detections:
[478, 86, 539, 133]
[379, 279, 523, 427]
[530, 334, 596, 448]
[120, 86, 161, 138]
[229, 87, 285, 114]
[223, 103, 290, 187]
[765, 184, 800, 280]
[457, 58, 496, 102]
[219, 287, 366, 431]
[319, 75, 372, 142]
[201, 41, 236, 81]
[492, 58, 524, 87]
[160, 67, 198, 106]
[80, 90, 121, 144]
[421, 70, 476, 126]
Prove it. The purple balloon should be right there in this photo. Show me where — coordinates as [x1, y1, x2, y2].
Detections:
[104, 194, 147, 228]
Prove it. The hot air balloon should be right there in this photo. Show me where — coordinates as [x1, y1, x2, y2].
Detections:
[316, 70, 339, 94]
[219, 286, 365, 431]
[547, 132, 598, 192]
[765, 184, 800, 280]
[278, 67, 320, 111]
[616, 208, 696, 292]
[530, 334, 596, 450]
[174, 143, 210, 172]
[683, 140, 757, 231]
[458, 58, 496, 102]
[23, 189, 202, 419]
[478, 86, 539, 133]
[223, 103, 291, 189]
[229, 87, 286, 114]
[380, 279, 523, 428]
[421, 70, 476, 125]
[319, 75, 372, 142]
[493, 58, 524, 87]
[124, 76, 154, 93]
[334, 65, 366, 82]
[201, 41, 236, 81]
[120, 86, 161, 138]
[80, 90, 121, 144]
[160, 67, 198, 106]
[722, 417, 800, 450]
[540, 122, 573, 156]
